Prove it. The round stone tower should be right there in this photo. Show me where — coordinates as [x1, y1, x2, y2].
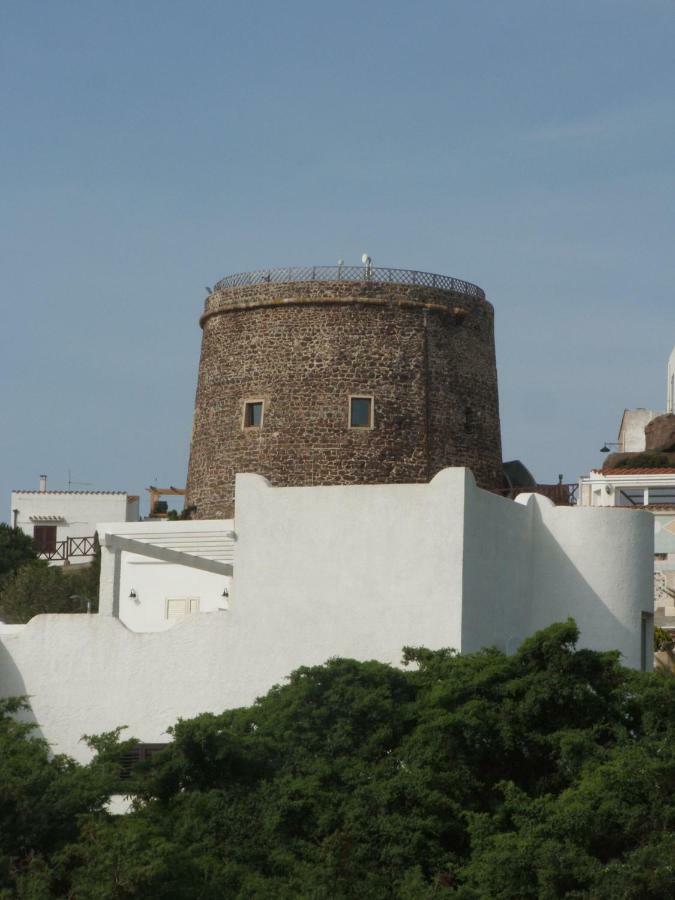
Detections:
[186, 265, 503, 518]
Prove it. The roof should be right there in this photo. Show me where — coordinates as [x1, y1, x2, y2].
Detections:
[11, 490, 130, 495]
[598, 468, 675, 475]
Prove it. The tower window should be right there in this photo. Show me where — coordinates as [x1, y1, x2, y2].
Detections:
[243, 400, 264, 429]
[464, 407, 476, 434]
[349, 396, 373, 429]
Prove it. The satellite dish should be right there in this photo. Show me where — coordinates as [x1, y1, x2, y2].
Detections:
[361, 253, 369, 264]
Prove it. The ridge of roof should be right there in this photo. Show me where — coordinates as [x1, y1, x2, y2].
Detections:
[11, 490, 130, 495]
[597, 468, 675, 475]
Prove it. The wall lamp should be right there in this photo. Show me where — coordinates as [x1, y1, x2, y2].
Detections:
[129, 589, 138, 601]
[222, 585, 229, 598]
[600, 442, 621, 453]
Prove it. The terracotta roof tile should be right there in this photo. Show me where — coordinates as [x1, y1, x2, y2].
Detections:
[598, 468, 675, 475]
[11, 490, 129, 495]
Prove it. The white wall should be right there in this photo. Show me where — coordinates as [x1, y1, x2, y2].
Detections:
[617, 408, 661, 452]
[232, 468, 465, 670]
[97, 519, 234, 630]
[0, 614, 250, 761]
[526, 497, 653, 669]
[0, 468, 655, 761]
[461, 480, 532, 654]
[118, 555, 228, 631]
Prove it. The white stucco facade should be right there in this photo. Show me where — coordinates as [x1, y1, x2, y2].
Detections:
[97, 520, 234, 631]
[0, 468, 654, 761]
[10, 488, 139, 565]
[617, 408, 662, 453]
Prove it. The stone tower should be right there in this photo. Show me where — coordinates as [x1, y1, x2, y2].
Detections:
[186, 265, 503, 518]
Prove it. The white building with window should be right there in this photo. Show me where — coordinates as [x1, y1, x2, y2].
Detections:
[10, 476, 139, 566]
[578, 345, 675, 636]
[96, 519, 233, 631]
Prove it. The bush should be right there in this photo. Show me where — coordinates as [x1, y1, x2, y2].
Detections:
[0, 523, 38, 581]
[0, 561, 99, 623]
[613, 453, 670, 469]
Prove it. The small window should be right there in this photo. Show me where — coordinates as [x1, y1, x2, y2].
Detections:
[165, 598, 200, 620]
[464, 407, 476, 434]
[349, 396, 373, 429]
[243, 400, 264, 429]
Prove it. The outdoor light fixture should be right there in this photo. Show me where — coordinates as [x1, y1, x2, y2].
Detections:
[129, 589, 137, 600]
[600, 442, 621, 453]
[222, 585, 229, 598]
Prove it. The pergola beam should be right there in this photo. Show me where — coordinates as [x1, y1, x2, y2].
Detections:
[102, 533, 233, 576]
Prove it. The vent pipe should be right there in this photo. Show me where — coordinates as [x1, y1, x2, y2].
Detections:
[39, 474, 47, 493]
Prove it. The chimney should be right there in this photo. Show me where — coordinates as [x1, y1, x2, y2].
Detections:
[39, 474, 47, 493]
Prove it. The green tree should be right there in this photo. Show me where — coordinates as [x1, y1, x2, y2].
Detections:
[0, 562, 98, 624]
[5, 621, 675, 898]
[59, 621, 675, 898]
[0, 698, 124, 897]
[0, 523, 38, 581]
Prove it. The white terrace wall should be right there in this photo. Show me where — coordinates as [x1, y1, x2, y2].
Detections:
[0, 468, 654, 762]
[231, 467, 466, 669]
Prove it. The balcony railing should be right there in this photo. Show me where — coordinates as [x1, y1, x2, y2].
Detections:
[36, 535, 97, 562]
[212, 266, 485, 301]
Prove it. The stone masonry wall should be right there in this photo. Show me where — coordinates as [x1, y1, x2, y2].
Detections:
[186, 280, 502, 518]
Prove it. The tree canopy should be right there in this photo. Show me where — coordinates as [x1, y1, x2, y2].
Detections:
[2, 620, 675, 897]
[0, 530, 100, 623]
[0, 523, 37, 581]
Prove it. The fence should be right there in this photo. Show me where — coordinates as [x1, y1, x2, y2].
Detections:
[37, 535, 97, 562]
[212, 266, 485, 300]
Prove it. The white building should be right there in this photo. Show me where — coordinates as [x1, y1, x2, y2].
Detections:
[617, 409, 663, 453]
[0, 468, 654, 761]
[579, 345, 675, 635]
[97, 519, 233, 631]
[10, 476, 139, 566]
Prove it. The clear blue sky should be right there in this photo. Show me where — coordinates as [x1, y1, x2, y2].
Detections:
[2, 0, 674, 513]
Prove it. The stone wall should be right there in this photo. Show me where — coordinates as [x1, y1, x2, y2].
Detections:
[645, 414, 675, 452]
[186, 279, 502, 518]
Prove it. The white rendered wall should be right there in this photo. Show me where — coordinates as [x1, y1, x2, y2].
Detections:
[617, 409, 661, 452]
[461, 479, 532, 655]
[526, 496, 653, 669]
[97, 519, 234, 630]
[0, 468, 654, 762]
[117, 555, 228, 631]
[232, 468, 465, 670]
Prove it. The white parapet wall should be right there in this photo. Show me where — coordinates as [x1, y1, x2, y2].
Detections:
[0, 468, 654, 761]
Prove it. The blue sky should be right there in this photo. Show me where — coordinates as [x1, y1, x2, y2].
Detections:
[2, 0, 674, 513]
